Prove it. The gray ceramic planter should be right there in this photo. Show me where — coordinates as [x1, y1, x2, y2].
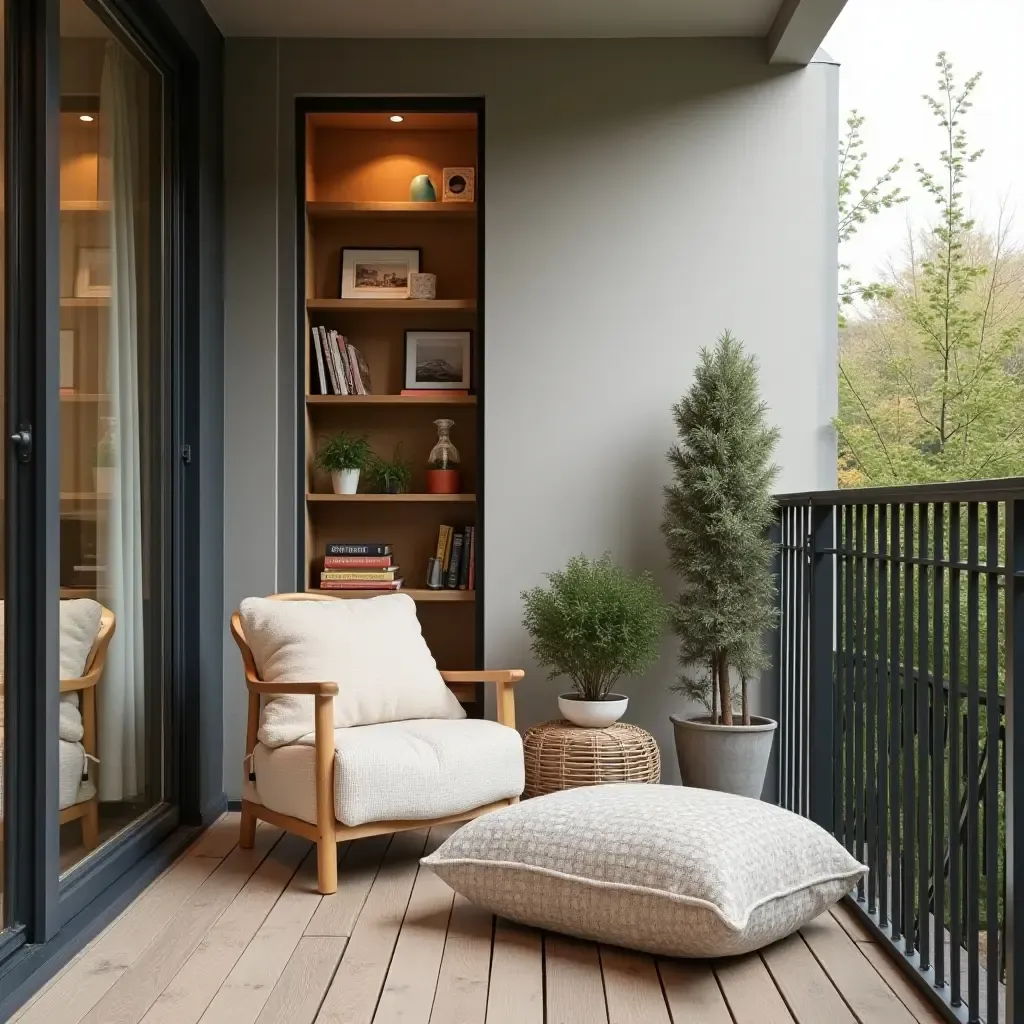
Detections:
[670, 714, 777, 799]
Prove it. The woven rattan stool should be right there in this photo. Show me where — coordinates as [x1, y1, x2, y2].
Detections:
[522, 719, 661, 799]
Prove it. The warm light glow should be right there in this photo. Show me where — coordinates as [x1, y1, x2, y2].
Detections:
[79, 114, 94, 122]
[389, 115, 404, 123]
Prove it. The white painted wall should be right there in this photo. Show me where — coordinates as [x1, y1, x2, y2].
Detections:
[222, 38, 838, 797]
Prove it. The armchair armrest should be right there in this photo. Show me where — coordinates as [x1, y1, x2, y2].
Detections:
[60, 668, 101, 694]
[440, 669, 524, 729]
[245, 676, 339, 698]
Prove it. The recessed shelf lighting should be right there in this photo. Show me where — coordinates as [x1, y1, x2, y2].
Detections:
[389, 115, 404, 123]
[79, 114, 94, 122]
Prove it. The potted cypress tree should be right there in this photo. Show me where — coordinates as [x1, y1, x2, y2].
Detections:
[662, 331, 780, 798]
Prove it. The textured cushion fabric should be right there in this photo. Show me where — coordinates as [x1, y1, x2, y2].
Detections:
[251, 718, 524, 827]
[0, 739, 92, 815]
[59, 599, 103, 679]
[422, 784, 866, 958]
[239, 595, 465, 748]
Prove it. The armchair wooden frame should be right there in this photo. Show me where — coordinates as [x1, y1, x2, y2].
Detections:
[229, 592, 524, 895]
[58, 606, 115, 850]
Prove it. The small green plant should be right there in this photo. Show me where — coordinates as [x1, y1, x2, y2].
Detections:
[521, 553, 667, 701]
[314, 431, 372, 473]
[96, 419, 116, 467]
[367, 445, 413, 494]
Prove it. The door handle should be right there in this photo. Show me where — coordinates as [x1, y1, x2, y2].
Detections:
[10, 425, 32, 463]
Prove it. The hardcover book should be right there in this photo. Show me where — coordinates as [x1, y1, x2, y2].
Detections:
[323, 555, 392, 569]
[321, 568, 399, 582]
[326, 542, 391, 557]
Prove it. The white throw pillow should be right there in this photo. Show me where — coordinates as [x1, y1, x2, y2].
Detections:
[239, 594, 465, 747]
[59, 599, 103, 679]
[422, 783, 866, 958]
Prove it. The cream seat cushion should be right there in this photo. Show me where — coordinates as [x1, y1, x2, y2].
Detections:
[422, 783, 866, 958]
[247, 718, 525, 827]
[239, 594, 465, 748]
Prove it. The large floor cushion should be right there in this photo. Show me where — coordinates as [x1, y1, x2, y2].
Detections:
[422, 783, 866, 958]
[249, 718, 525, 827]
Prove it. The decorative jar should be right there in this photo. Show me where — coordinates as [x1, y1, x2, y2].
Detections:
[409, 174, 436, 202]
[426, 418, 460, 494]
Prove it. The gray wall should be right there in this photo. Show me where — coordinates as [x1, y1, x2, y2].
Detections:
[222, 38, 838, 797]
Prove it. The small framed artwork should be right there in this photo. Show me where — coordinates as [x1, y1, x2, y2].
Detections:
[442, 167, 475, 203]
[404, 330, 472, 390]
[74, 247, 112, 298]
[339, 248, 420, 300]
[59, 330, 75, 392]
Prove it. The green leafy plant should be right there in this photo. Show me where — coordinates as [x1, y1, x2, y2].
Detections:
[367, 445, 413, 494]
[95, 418, 116, 467]
[521, 553, 667, 702]
[662, 331, 779, 726]
[314, 431, 372, 473]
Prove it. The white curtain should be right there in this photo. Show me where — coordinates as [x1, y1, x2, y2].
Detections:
[97, 41, 146, 801]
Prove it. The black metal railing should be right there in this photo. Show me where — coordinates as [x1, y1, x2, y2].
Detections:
[772, 479, 1024, 1024]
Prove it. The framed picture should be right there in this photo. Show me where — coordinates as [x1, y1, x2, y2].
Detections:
[404, 330, 472, 390]
[59, 330, 75, 392]
[339, 248, 420, 300]
[74, 247, 112, 298]
[442, 167, 475, 203]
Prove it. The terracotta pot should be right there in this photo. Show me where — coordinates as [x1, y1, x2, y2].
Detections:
[426, 469, 460, 494]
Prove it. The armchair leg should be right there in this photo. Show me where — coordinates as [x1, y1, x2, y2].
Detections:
[82, 799, 99, 850]
[239, 799, 257, 850]
[317, 836, 338, 895]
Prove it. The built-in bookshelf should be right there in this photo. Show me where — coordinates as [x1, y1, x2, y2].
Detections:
[300, 107, 481, 674]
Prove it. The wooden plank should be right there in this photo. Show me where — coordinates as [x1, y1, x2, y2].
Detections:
[198, 847, 323, 1024]
[715, 953, 795, 1024]
[314, 829, 430, 1024]
[545, 935, 609, 1024]
[253, 935, 347, 1024]
[77, 827, 283, 1024]
[485, 918, 543, 1024]
[800, 913, 919, 1024]
[856, 942, 946, 1024]
[830, 902, 879, 945]
[140, 834, 310, 1024]
[15, 855, 222, 1024]
[761, 933, 857, 1024]
[305, 835, 387, 936]
[428, 895, 492, 1024]
[189, 812, 243, 859]
[600, 946, 671, 1024]
[657, 960, 733, 1024]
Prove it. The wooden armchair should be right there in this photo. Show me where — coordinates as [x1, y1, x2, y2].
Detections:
[230, 592, 524, 894]
[59, 605, 115, 850]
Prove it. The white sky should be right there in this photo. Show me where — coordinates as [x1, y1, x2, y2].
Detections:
[823, 0, 1024, 286]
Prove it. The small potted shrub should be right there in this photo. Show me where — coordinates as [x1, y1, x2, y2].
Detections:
[367, 445, 413, 494]
[315, 431, 372, 495]
[94, 417, 116, 495]
[521, 553, 666, 728]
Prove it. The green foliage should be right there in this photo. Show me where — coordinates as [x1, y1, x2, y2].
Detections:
[367, 445, 413, 493]
[314, 431, 372, 473]
[520, 553, 667, 702]
[662, 332, 779, 725]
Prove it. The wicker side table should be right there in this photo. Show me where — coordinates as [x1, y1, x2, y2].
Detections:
[523, 720, 661, 799]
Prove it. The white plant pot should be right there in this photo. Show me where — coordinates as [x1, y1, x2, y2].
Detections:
[558, 693, 629, 729]
[93, 467, 114, 495]
[332, 468, 360, 495]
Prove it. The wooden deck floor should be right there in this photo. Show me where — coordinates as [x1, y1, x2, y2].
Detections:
[11, 813, 946, 1024]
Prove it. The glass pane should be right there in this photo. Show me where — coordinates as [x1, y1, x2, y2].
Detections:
[59, 1, 164, 874]
[0, 0, 5, 926]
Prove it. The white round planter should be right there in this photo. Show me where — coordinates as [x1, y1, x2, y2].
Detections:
[558, 693, 629, 728]
[331, 468, 360, 494]
[93, 467, 114, 495]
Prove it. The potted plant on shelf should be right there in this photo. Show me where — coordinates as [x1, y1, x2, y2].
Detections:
[315, 431, 372, 495]
[93, 417, 116, 495]
[662, 331, 780, 799]
[521, 553, 666, 728]
[367, 445, 413, 494]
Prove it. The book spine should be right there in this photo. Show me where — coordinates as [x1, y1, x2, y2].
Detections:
[467, 526, 476, 590]
[440, 526, 454, 572]
[329, 331, 349, 395]
[320, 326, 340, 394]
[312, 327, 327, 395]
[458, 527, 472, 590]
[324, 555, 391, 569]
[337, 333, 354, 393]
[321, 570, 397, 582]
[446, 533, 464, 589]
[325, 543, 390, 556]
[434, 525, 448, 562]
[348, 342, 366, 395]
[319, 579, 403, 590]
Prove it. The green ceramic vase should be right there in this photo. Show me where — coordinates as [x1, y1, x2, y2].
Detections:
[409, 174, 436, 202]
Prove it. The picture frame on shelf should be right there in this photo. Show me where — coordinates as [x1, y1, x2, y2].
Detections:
[339, 247, 421, 300]
[442, 167, 475, 203]
[404, 330, 472, 391]
[74, 246, 112, 298]
[59, 330, 75, 392]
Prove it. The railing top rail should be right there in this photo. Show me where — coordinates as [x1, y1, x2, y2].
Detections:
[775, 476, 1024, 507]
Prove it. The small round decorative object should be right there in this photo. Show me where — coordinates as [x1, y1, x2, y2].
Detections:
[409, 174, 437, 202]
[523, 719, 661, 799]
[409, 272, 437, 300]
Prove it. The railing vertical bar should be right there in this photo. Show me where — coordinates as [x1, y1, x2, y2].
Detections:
[845, 505, 856, 854]
[985, 501, 1000, 1024]
[967, 500, 981, 1014]
[855, 505, 866, 891]
[1006, 496, 1024, 1024]
[801, 505, 812, 816]
[917, 502, 931, 969]
[877, 503, 890, 928]
[949, 501, 962, 1008]
[891, 503, 903, 942]
[835, 504, 845, 839]
[866, 503, 877, 912]
[810, 504, 835, 833]
[780, 507, 790, 807]
[932, 502, 946, 989]
[904, 502, 917, 956]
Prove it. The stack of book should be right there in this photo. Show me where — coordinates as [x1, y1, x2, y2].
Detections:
[310, 326, 372, 396]
[428, 525, 475, 590]
[320, 542, 402, 591]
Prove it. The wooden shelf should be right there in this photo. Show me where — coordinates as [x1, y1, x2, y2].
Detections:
[61, 297, 109, 308]
[307, 201, 475, 220]
[60, 200, 110, 213]
[307, 299, 475, 312]
[61, 393, 111, 403]
[307, 493, 475, 503]
[307, 394, 476, 406]
[305, 587, 475, 602]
